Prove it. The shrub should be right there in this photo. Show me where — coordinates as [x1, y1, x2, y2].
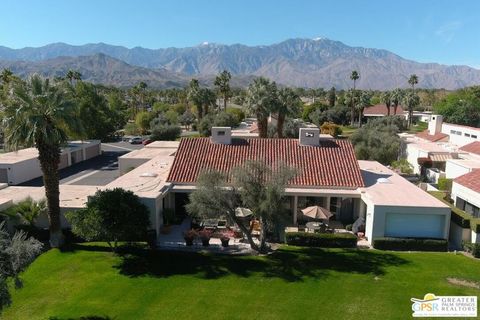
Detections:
[124, 122, 140, 135]
[373, 237, 447, 252]
[226, 108, 245, 124]
[463, 242, 480, 258]
[391, 159, 413, 174]
[66, 188, 150, 251]
[429, 191, 479, 231]
[437, 178, 453, 192]
[150, 124, 181, 141]
[320, 122, 342, 137]
[285, 232, 357, 248]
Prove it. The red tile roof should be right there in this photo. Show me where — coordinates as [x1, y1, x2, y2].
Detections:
[415, 130, 449, 142]
[459, 141, 480, 156]
[167, 138, 364, 188]
[363, 104, 404, 116]
[454, 169, 480, 194]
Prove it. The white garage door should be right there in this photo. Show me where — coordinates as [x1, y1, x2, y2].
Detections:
[385, 213, 445, 239]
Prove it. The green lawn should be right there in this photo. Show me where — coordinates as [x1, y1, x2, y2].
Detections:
[407, 121, 428, 133]
[3, 244, 480, 320]
[339, 125, 358, 138]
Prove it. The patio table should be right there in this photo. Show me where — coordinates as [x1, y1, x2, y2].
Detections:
[305, 221, 328, 233]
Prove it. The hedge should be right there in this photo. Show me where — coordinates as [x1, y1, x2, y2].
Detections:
[285, 232, 357, 248]
[429, 191, 480, 232]
[463, 242, 480, 258]
[373, 237, 448, 252]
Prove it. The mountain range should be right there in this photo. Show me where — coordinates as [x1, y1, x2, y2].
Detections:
[1, 38, 479, 89]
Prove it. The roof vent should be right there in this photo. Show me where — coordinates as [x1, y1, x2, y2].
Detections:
[211, 127, 232, 144]
[299, 128, 320, 146]
[377, 178, 391, 184]
[140, 172, 158, 178]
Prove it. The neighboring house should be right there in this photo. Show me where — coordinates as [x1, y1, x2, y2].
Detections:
[363, 104, 405, 118]
[451, 169, 480, 244]
[403, 115, 480, 181]
[446, 141, 480, 179]
[0, 140, 101, 185]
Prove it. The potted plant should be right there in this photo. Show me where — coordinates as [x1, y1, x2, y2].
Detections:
[220, 230, 234, 247]
[183, 229, 197, 246]
[220, 234, 230, 247]
[199, 229, 212, 247]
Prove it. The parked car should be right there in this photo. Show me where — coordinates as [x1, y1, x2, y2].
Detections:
[142, 139, 153, 146]
[129, 136, 143, 144]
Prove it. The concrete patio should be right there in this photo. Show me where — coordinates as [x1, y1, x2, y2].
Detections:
[156, 218, 256, 255]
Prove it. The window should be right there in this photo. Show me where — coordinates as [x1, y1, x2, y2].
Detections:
[217, 131, 225, 136]
[472, 135, 478, 139]
[465, 133, 471, 137]
[456, 131, 462, 135]
[450, 130, 456, 134]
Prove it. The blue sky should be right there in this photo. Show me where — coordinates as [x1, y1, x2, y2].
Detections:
[1, 0, 479, 67]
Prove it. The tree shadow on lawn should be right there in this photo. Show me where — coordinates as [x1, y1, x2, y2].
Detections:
[110, 246, 409, 282]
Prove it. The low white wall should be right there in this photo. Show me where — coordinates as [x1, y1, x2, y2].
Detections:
[452, 182, 480, 209]
[446, 160, 471, 179]
[449, 221, 471, 249]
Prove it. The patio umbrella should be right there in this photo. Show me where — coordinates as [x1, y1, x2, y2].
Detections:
[235, 207, 253, 218]
[301, 206, 333, 220]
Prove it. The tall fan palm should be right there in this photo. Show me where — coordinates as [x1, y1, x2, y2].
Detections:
[2, 75, 83, 247]
[381, 91, 392, 116]
[276, 88, 302, 138]
[350, 70, 360, 126]
[408, 74, 419, 91]
[214, 70, 232, 111]
[390, 88, 403, 115]
[245, 77, 278, 138]
[403, 90, 420, 128]
[355, 90, 372, 127]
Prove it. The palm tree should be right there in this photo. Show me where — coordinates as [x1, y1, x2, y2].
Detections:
[390, 88, 403, 115]
[276, 88, 302, 138]
[214, 70, 232, 111]
[350, 70, 360, 126]
[403, 90, 420, 128]
[199, 88, 217, 116]
[245, 77, 278, 138]
[355, 91, 372, 127]
[381, 91, 392, 116]
[187, 79, 204, 119]
[2, 197, 47, 227]
[2, 75, 83, 247]
[408, 74, 419, 91]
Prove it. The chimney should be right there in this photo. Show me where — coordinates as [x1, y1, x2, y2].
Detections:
[211, 127, 232, 144]
[299, 128, 320, 146]
[428, 115, 443, 135]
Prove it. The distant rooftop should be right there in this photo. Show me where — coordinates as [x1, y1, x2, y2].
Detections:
[363, 104, 404, 116]
[454, 169, 480, 194]
[459, 141, 480, 156]
[415, 130, 449, 142]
